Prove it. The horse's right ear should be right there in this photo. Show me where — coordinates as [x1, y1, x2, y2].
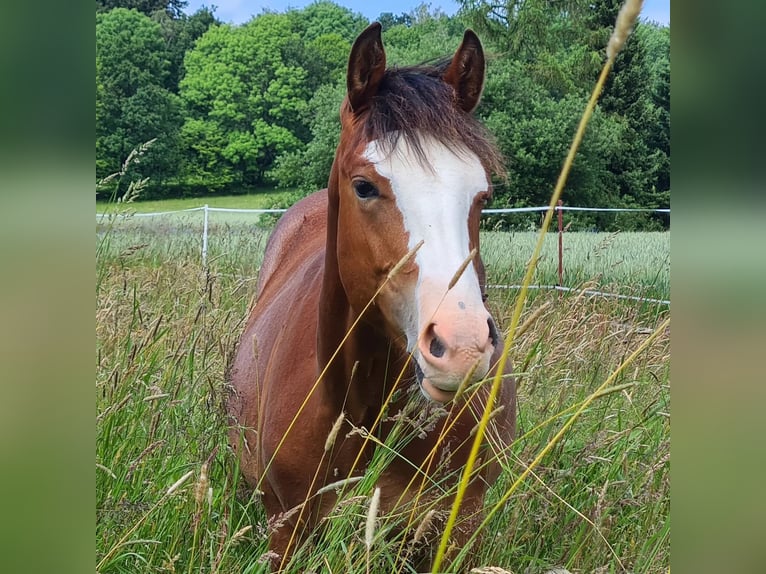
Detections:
[347, 22, 386, 114]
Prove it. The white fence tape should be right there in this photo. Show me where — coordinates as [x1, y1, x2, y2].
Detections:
[97, 204, 670, 219]
[486, 284, 670, 305]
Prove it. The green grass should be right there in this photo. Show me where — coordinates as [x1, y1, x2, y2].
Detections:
[98, 213, 669, 303]
[96, 189, 302, 214]
[96, 219, 669, 573]
[482, 230, 670, 303]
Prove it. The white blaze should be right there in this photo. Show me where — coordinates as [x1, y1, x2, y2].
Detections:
[363, 136, 489, 352]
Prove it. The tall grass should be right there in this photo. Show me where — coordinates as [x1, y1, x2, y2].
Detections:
[98, 216, 669, 297]
[96, 222, 668, 573]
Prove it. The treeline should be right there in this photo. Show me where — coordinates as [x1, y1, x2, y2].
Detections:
[96, 0, 670, 230]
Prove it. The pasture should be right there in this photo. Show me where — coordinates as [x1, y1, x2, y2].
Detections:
[96, 216, 669, 573]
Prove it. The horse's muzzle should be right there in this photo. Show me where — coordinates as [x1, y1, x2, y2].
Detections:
[413, 315, 497, 403]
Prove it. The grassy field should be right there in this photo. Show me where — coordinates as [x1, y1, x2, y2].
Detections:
[97, 210, 669, 302]
[96, 190, 301, 215]
[96, 215, 669, 573]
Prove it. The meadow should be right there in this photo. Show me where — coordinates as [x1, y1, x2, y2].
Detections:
[96, 213, 669, 573]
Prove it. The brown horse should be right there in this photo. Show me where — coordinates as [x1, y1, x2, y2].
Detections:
[227, 23, 516, 570]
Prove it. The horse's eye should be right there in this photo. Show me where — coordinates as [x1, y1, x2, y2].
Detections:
[353, 180, 379, 199]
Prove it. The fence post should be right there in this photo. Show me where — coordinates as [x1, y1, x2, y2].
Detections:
[202, 204, 209, 267]
[557, 200, 564, 286]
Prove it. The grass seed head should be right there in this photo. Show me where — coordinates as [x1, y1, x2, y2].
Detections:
[324, 412, 345, 452]
[449, 248, 478, 290]
[607, 0, 644, 59]
[411, 508, 437, 545]
[166, 470, 194, 495]
[194, 462, 209, 506]
[365, 487, 381, 550]
[231, 524, 252, 543]
[388, 240, 424, 280]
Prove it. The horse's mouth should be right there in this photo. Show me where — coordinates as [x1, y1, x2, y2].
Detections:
[414, 361, 457, 404]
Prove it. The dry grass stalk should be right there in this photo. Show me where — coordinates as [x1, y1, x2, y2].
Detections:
[126, 439, 166, 480]
[469, 405, 506, 437]
[96, 463, 116, 479]
[166, 470, 194, 495]
[448, 248, 478, 290]
[96, 393, 131, 421]
[515, 301, 551, 339]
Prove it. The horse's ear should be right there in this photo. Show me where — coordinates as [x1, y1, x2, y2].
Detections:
[443, 30, 485, 113]
[347, 22, 386, 114]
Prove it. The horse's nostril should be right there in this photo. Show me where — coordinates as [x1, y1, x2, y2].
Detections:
[429, 335, 446, 358]
[488, 318, 499, 348]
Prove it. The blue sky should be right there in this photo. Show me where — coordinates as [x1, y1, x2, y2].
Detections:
[183, 0, 670, 27]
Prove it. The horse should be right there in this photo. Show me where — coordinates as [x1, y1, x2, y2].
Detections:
[227, 22, 516, 570]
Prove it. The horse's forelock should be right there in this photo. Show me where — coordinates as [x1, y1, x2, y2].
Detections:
[356, 65, 505, 179]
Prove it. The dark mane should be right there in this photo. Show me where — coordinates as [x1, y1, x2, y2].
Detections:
[362, 62, 505, 178]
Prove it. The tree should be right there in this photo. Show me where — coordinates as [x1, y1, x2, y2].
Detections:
[179, 14, 312, 189]
[287, 1, 368, 43]
[377, 11, 413, 32]
[152, 7, 218, 92]
[458, 0, 670, 228]
[302, 33, 351, 91]
[381, 5, 465, 66]
[269, 81, 345, 192]
[285, 1, 365, 90]
[96, 0, 188, 19]
[96, 8, 183, 193]
[586, 1, 669, 225]
[479, 57, 626, 229]
[459, 0, 603, 92]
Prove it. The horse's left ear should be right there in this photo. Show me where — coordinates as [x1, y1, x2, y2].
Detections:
[347, 22, 386, 114]
[443, 30, 485, 113]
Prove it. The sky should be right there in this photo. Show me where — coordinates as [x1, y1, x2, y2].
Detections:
[183, 0, 670, 27]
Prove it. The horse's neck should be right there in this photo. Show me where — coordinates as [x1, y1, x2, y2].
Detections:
[317, 264, 397, 424]
[318, 185, 403, 426]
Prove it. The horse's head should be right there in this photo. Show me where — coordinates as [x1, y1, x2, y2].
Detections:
[328, 23, 505, 404]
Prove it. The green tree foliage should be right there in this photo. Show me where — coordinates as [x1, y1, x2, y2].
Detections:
[460, 0, 604, 92]
[178, 4, 369, 192]
[480, 58, 622, 229]
[179, 15, 310, 190]
[96, 8, 183, 194]
[153, 7, 218, 91]
[96, 0, 187, 18]
[95, 1, 669, 229]
[268, 81, 346, 192]
[381, 5, 465, 65]
[377, 11, 413, 32]
[287, 1, 368, 43]
[461, 0, 670, 229]
[584, 1, 670, 228]
[286, 2, 365, 90]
